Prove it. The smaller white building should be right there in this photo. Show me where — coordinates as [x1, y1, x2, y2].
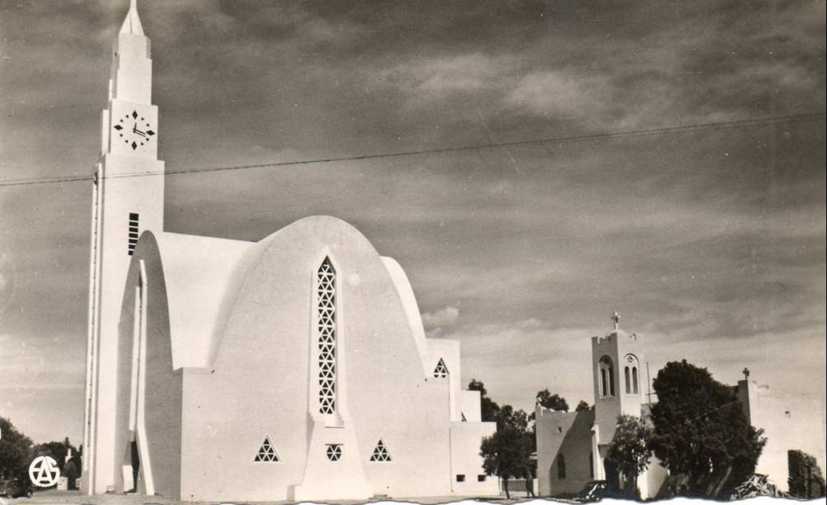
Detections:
[536, 314, 667, 500]
[536, 315, 825, 498]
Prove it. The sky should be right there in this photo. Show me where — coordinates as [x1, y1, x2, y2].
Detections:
[0, 0, 824, 465]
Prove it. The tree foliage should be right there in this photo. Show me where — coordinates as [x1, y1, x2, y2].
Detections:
[535, 389, 569, 412]
[0, 417, 33, 480]
[575, 400, 590, 412]
[606, 415, 652, 496]
[468, 379, 500, 422]
[33, 437, 79, 473]
[480, 405, 533, 499]
[648, 360, 766, 497]
[788, 450, 826, 498]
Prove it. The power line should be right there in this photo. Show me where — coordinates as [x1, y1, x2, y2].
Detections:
[0, 111, 823, 188]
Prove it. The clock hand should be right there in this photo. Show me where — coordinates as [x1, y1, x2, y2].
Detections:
[132, 124, 147, 137]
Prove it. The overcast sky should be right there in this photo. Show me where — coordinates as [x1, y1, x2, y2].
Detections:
[0, 0, 824, 459]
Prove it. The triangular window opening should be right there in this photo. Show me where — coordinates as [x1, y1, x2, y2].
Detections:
[254, 437, 279, 462]
[370, 439, 392, 462]
[433, 358, 449, 378]
[461, 412, 467, 422]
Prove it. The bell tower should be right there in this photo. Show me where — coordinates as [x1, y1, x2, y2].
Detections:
[82, 0, 164, 494]
[591, 312, 645, 445]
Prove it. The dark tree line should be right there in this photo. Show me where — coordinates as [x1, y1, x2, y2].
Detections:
[605, 360, 766, 498]
[0, 416, 82, 489]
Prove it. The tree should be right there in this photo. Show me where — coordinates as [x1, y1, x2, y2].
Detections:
[33, 438, 79, 473]
[480, 405, 533, 498]
[575, 400, 590, 412]
[535, 389, 569, 412]
[606, 415, 652, 497]
[788, 450, 826, 498]
[468, 379, 500, 422]
[647, 360, 766, 497]
[0, 417, 33, 481]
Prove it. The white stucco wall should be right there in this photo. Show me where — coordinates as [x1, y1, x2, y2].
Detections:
[449, 422, 499, 495]
[169, 216, 490, 501]
[536, 407, 595, 496]
[461, 390, 483, 422]
[740, 381, 827, 491]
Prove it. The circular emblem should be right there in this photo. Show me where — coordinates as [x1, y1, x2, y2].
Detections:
[29, 455, 60, 488]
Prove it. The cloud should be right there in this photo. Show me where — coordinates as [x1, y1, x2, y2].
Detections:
[421, 305, 460, 337]
[506, 70, 613, 125]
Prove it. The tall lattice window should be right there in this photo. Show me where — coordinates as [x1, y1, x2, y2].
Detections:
[433, 358, 449, 378]
[317, 257, 337, 415]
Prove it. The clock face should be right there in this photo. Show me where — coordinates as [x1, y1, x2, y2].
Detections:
[113, 110, 155, 150]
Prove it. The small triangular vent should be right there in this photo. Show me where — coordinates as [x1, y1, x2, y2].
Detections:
[433, 358, 449, 378]
[254, 436, 279, 462]
[369, 439, 392, 462]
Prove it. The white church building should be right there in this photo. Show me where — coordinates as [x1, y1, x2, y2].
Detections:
[535, 314, 826, 498]
[80, 2, 497, 501]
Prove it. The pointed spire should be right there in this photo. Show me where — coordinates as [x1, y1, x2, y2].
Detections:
[120, 0, 144, 35]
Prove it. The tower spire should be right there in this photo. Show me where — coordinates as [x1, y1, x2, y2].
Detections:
[119, 0, 144, 35]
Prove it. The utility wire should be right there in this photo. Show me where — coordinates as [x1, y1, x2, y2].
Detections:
[1, 111, 823, 188]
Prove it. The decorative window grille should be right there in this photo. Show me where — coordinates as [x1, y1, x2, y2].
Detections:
[317, 257, 337, 415]
[254, 437, 279, 462]
[433, 358, 449, 378]
[369, 439, 392, 462]
[326, 443, 343, 462]
[127, 212, 139, 256]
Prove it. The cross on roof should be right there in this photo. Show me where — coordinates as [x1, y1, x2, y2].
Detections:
[743, 367, 750, 380]
[611, 311, 621, 330]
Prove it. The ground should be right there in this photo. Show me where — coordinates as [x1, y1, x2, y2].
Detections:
[1, 489, 547, 505]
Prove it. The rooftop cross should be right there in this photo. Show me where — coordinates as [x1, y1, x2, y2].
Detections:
[611, 311, 621, 330]
[743, 367, 750, 380]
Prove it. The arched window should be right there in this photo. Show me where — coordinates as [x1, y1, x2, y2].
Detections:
[624, 353, 640, 396]
[557, 454, 566, 479]
[599, 356, 615, 397]
[632, 367, 639, 394]
[317, 257, 337, 415]
[624, 366, 631, 394]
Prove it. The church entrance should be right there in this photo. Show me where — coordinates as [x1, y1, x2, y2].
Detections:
[121, 436, 142, 493]
[130, 439, 140, 492]
[604, 460, 620, 491]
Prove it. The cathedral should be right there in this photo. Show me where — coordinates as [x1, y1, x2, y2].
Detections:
[80, 2, 497, 501]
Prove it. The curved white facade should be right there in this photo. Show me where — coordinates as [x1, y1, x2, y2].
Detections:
[107, 217, 496, 501]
